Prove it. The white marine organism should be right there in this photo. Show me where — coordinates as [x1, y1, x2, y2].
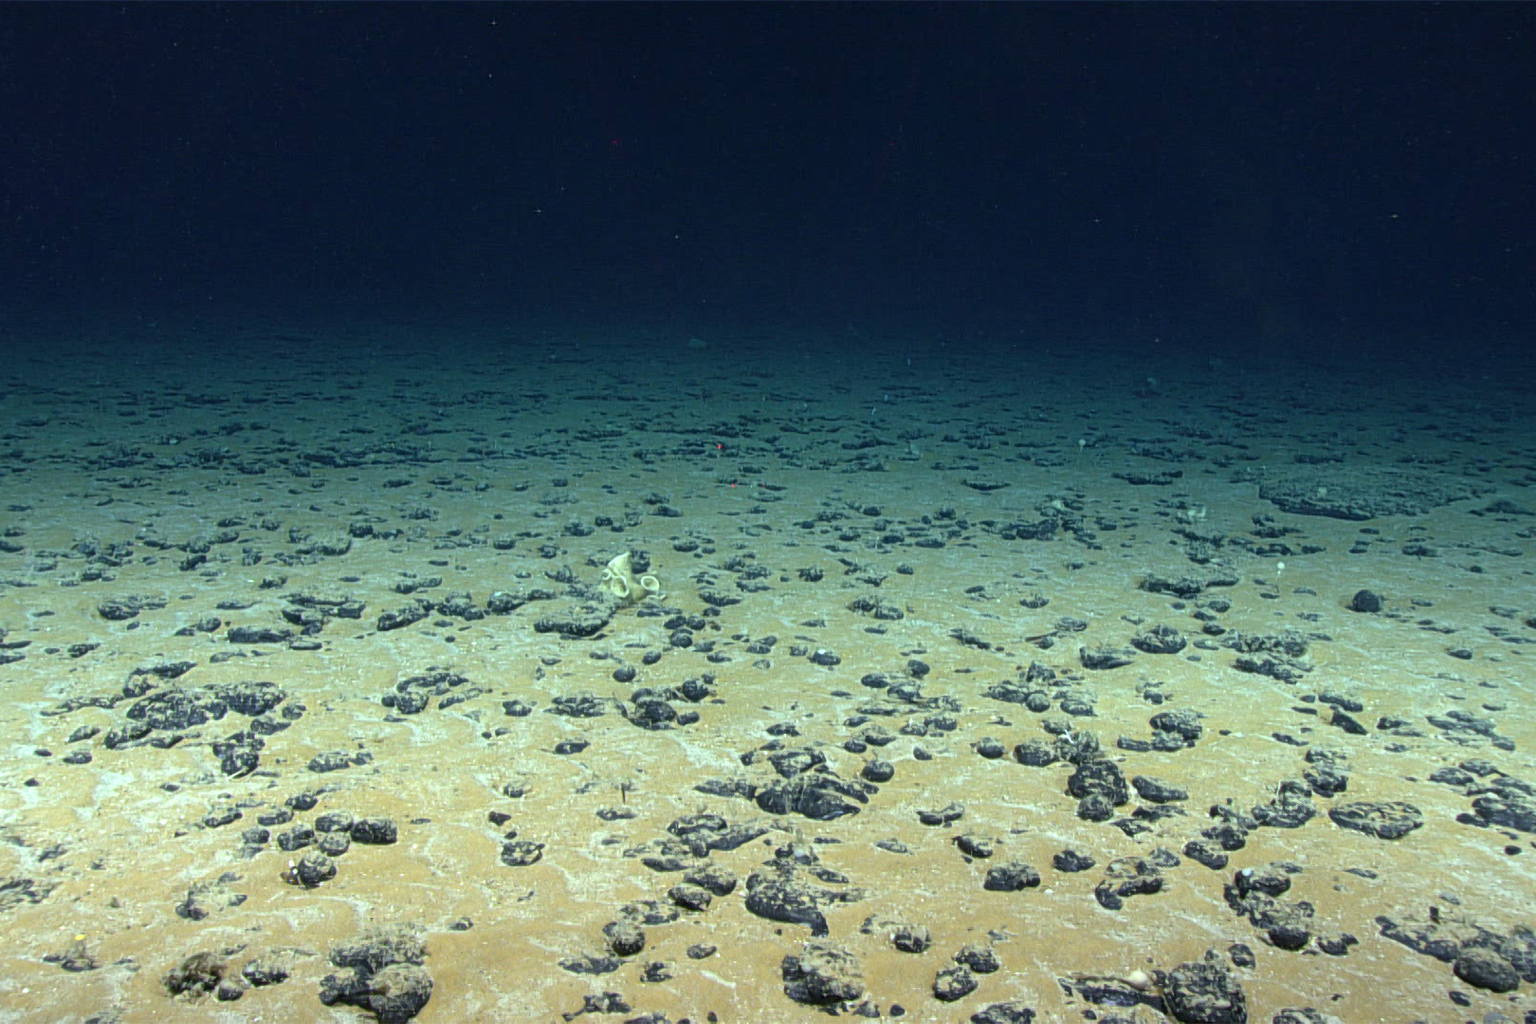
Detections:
[600, 551, 663, 605]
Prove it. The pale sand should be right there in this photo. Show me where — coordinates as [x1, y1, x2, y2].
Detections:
[0, 324, 1532, 1022]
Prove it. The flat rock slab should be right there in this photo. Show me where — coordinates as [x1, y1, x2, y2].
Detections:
[1328, 800, 1424, 840]
[1258, 466, 1491, 519]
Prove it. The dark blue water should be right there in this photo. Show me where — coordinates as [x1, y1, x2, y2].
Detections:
[3, 3, 1530, 369]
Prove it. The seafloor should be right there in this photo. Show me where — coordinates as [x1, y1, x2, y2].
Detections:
[1, 320, 1533, 1023]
